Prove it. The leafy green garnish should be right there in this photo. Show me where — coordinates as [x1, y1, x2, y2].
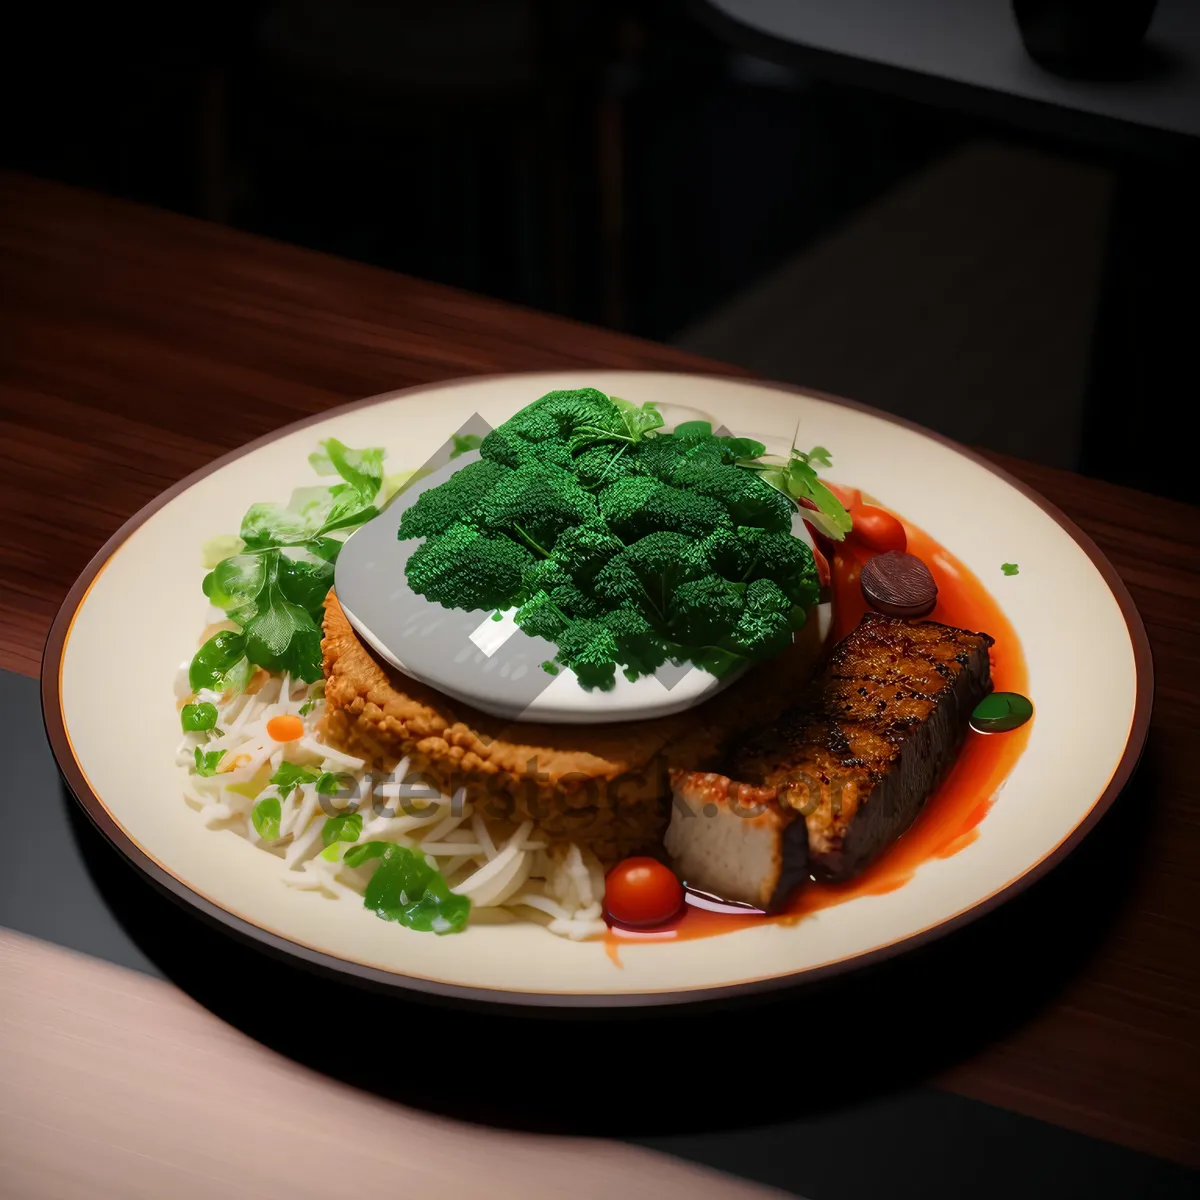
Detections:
[342, 841, 389, 869]
[237, 555, 325, 682]
[188, 631, 250, 694]
[308, 437, 384, 505]
[201, 552, 329, 683]
[268, 761, 319, 800]
[195, 438, 385, 687]
[737, 439, 852, 542]
[671, 421, 765, 461]
[193, 747, 226, 777]
[1002, 562, 1020, 576]
[252, 797, 281, 840]
[570, 395, 664, 450]
[181, 702, 218, 732]
[343, 841, 470, 934]
[450, 433, 484, 459]
[203, 554, 267, 612]
[315, 771, 347, 795]
[321, 812, 363, 846]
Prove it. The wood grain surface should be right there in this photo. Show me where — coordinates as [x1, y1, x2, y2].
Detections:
[0, 930, 781, 1200]
[1, 173, 1197, 1167]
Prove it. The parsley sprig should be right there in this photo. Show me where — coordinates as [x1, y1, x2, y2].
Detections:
[191, 437, 385, 689]
[736, 432, 853, 541]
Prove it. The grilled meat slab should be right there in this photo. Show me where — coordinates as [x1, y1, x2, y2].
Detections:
[665, 772, 808, 910]
[732, 613, 993, 881]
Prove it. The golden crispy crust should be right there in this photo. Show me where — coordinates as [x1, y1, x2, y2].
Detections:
[321, 591, 829, 862]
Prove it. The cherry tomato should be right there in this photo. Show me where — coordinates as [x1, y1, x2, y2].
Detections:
[266, 713, 305, 742]
[604, 857, 684, 928]
[849, 505, 907, 555]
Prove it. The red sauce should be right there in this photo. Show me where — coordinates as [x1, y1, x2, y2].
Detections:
[604, 499, 1031, 960]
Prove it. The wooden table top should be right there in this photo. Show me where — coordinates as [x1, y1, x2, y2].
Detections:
[1, 172, 1197, 1168]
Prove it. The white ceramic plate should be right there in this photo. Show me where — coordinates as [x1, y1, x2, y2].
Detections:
[43, 372, 1151, 1007]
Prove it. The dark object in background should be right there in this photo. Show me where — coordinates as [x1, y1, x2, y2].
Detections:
[1013, 0, 1159, 78]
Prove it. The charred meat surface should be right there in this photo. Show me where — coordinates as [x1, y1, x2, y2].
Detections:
[665, 772, 808, 910]
[732, 613, 993, 881]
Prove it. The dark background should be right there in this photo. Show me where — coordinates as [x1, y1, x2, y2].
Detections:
[2, 1, 1196, 497]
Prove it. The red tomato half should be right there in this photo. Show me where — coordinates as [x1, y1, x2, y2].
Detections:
[849, 504, 908, 555]
[604, 857, 684, 928]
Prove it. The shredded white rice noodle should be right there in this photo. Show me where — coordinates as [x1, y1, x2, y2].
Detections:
[179, 668, 607, 939]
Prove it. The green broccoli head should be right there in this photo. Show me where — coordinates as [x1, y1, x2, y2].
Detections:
[513, 590, 569, 641]
[729, 577, 804, 652]
[573, 443, 641, 489]
[600, 607, 672, 680]
[736, 528, 820, 607]
[481, 427, 573, 470]
[519, 557, 602, 619]
[406, 523, 533, 612]
[555, 618, 619, 690]
[593, 531, 708, 622]
[520, 557, 571, 598]
[684, 579, 802, 678]
[478, 461, 598, 551]
[671, 461, 794, 532]
[552, 522, 624, 583]
[401, 394, 823, 686]
[597, 476, 731, 542]
[480, 388, 621, 468]
[549, 580, 603, 620]
[667, 574, 745, 647]
[398, 459, 511, 540]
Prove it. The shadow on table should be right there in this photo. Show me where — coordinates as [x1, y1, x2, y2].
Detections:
[1022, 40, 1185, 84]
[62, 739, 1160, 1140]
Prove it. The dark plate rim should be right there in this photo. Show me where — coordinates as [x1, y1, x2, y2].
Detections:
[40, 371, 1155, 1009]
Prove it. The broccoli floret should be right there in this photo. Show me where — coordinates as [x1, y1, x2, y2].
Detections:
[598, 476, 730, 541]
[520, 557, 571, 598]
[513, 590, 569, 641]
[736, 528, 820, 607]
[684, 579, 800, 679]
[555, 618, 619, 690]
[406, 524, 532, 612]
[667, 574, 745, 647]
[480, 426, 574, 470]
[697, 526, 750, 577]
[552, 522, 624, 583]
[593, 532, 708, 622]
[480, 388, 621, 468]
[550, 581, 603, 619]
[573, 443, 641, 489]
[729, 577, 803, 653]
[672, 462, 793, 532]
[600, 607, 672, 680]
[478, 461, 598, 551]
[398, 459, 511, 540]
